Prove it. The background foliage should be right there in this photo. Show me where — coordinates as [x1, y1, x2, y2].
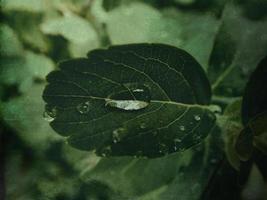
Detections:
[1, 0, 267, 199]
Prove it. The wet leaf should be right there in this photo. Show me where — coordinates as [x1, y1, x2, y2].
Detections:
[43, 43, 216, 158]
[82, 128, 224, 200]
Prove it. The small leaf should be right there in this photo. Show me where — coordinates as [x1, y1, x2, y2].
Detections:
[43, 43, 216, 157]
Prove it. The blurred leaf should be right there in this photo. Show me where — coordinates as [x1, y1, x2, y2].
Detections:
[0, 51, 55, 93]
[41, 12, 99, 57]
[208, 2, 267, 97]
[1, 84, 62, 151]
[1, 0, 47, 13]
[221, 99, 243, 169]
[104, 2, 219, 69]
[43, 43, 215, 158]
[5, 12, 50, 52]
[0, 23, 23, 57]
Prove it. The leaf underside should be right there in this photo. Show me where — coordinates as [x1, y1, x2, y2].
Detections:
[43, 43, 215, 158]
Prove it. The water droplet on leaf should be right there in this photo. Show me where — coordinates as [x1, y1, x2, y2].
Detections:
[77, 101, 90, 114]
[43, 105, 57, 122]
[174, 146, 178, 151]
[179, 125, 185, 131]
[106, 100, 149, 111]
[112, 127, 127, 143]
[194, 115, 201, 121]
[174, 138, 182, 143]
[105, 83, 150, 111]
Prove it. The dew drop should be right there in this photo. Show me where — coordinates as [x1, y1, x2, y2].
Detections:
[77, 101, 90, 114]
[43, 111, 55, 122]
[43, 105, 57, 122]
[179, 125, 185, 131]
[112, 127, 127, 143]
[174, 138, 182, 143]
[106, 100, 149, 111]
[194, 115, 201, 121]
[113, 138, 118, 143]
[101, 153, 106, 157]
[101, 146, 112, 156]
[105, 83, 151, 111]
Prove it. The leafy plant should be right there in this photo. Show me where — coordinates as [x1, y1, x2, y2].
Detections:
[1, 0, 267, 199]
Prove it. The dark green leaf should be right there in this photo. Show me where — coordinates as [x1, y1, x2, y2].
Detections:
[236, 55, 267, 159]
[242, 55, 267, 125]
[83, 128, 224, 200]
[43, 43, 215, 158]
[207, 2, 267, 97]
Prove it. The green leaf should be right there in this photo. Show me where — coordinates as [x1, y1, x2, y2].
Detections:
[0, 23, 23, 57]
[41, 13, 99, 57]
[236, 55, 267, 159]
[241, 55, 267, 126]
[83, 128, 224, 200]
[220, 99, 243, 169]
[207, 2, 267, 97]
[1, 0, 47, 13]
[43, 43, 216, 158]
[0, 51, 55, 93]
[5, 12, 50, 52]
[1, 84, 62, 151]
[103, 2, 219, 69]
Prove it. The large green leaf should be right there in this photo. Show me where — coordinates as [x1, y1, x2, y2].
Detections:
[83, 128, 225, 200]
[43, 43, 216, 158]
[236, 55, 267, 159]
[100, 1, 219, 69]
[207, 2, 267, 97]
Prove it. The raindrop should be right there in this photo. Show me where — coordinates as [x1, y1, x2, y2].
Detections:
[101, 146, 112, 156]
[43, 111, 55, 122]
[174, 146, 177, 151]
[179, 125, 185, 131]
[112, 127, 127, 143]
[174, 138, 182, 143]
[194, 115, 201, 121]
[43, 105, 57, 122]
[77, 101, 90, 114]
[132, 89, 144, 92]
[105, 83, 150, 111]
[106, 100, 149, 111]
[113, 138, 118, 144]
[101, 153, 106, 157]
